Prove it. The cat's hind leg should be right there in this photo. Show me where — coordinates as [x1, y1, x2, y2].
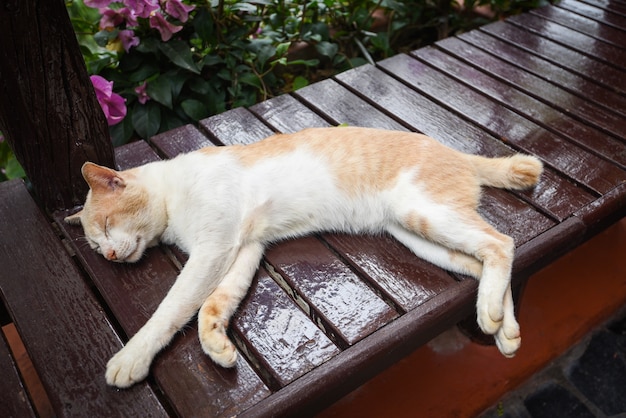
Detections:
[198, 242, 265, 367]
[385, 223, 483, 279]
[495, 285, 521, 357]
[397, 208, 520, 356]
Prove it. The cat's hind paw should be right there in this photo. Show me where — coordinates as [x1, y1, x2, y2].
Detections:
[200, 326, 238, 368]
[494, 326, 521, 358]
[476, 299, 502, 335]
[105, 346, 151, 388]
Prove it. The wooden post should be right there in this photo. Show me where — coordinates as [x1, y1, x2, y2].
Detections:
[0, 0, 115, 211]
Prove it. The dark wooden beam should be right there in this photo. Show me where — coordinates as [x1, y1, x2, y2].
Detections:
[0, 0, 115, 211]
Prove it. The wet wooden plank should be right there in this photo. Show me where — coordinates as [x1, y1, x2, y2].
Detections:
[293, 78, 409, 130]
[507, 12, 626, 69]
[249, 93, 330, 132]
[420, 41, 626, 164]
[480, 21, 626, 94]
[0, 180, 168, 417]
[457, 29, 626, 118]
[376, 54, 626, 194]
[199, 107, 275, 145]
[150, 124, 217, 158]
[264, 236, 399, 347]
[0, 330, 37, 418]
[240, 278, 479, 418]
[322, 234, 457, 313]
[334, 63, 597, 221]
[534, 2, 626, 47]
[232, 268, 340, 389]
[557, 0, 626, 31]
[58, 143, 272, 417]
[581, 0, 626, 15]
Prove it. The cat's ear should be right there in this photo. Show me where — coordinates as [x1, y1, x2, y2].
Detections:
[81, 162, 126, 193]
[64, 210, 83, 225]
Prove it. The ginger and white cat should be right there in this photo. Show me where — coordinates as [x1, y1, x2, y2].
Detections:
[65, 127, 542, 388]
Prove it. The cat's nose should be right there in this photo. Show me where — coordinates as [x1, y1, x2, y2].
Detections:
[106, 249, 117, 261]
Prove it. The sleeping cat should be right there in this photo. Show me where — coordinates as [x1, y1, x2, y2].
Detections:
[65, 127, 543, 388]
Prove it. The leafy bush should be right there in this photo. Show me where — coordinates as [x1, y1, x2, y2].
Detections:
[69, 0, 550, 145]
[1, 0, 550, 183]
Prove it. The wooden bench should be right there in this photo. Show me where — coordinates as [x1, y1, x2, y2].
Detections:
[1, 0, 625, 416]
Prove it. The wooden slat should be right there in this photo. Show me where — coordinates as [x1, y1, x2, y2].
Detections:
[557, 0, 626, 31]
[480, 21, 626, 94]
[580, 0, 626, 15]
[417, 42, 626, 164]
[533, 3, 626, 48]
[322, 234, 457, 313]
[507, 13, 626, 69]
[333, 63, 596, 221]
[232, 268, 340, 389]
[249, 93, 331, 132]
[264, 236, 399, 347]
[457, 29, 626, 118]
[293, 78, 409, 130]
[199, 107, 275, 145]
[240, 278, 479, 417]
[376, 54, 626, 194]
[150, 124, 217, 158]
[0, 180, 167, 416]
[0, 329, 37, 418]
[57, 143, 272, 417]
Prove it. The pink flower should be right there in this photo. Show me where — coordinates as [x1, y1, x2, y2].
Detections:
[90, 75, 127, 126]
[123, 0, 160, 19]
[84, 0, 114, 8]
[119, 30, 140, 52]
[134, 82, 150, 104]
[99, 8, 125, 29]
[149, 12, 183, 42]
[164, 0, 195, 23]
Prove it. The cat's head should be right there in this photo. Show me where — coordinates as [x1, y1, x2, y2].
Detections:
[65, 162, 164, 263]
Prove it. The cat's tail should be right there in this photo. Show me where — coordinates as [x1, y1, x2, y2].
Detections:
[468, 153, 543, 190]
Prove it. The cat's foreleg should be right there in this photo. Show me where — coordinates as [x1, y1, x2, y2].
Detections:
[198, 242, 265, 367]
[106, 250, 232, 388]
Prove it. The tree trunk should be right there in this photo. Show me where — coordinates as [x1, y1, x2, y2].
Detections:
[0, 0, 115, 211]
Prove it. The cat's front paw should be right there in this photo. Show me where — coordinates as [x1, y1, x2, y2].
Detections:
[200, 326, 238, 368]
[105, 345, 152, 388]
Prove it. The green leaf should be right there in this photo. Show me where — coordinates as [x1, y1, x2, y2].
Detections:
[4, 156, 25, 180]
[238, 72, 263, 89]
[132, 101, 161, 139]
[292, 76, 309, 90]
[109, 114, 134, 146]
[147, 75, 173, 109]
[159, 40, 200, 74]
[315, 41, 338, 59]
[188, 77, 211, 95]
[193, 8, 215, 42]
[181, 99, 210, 121]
